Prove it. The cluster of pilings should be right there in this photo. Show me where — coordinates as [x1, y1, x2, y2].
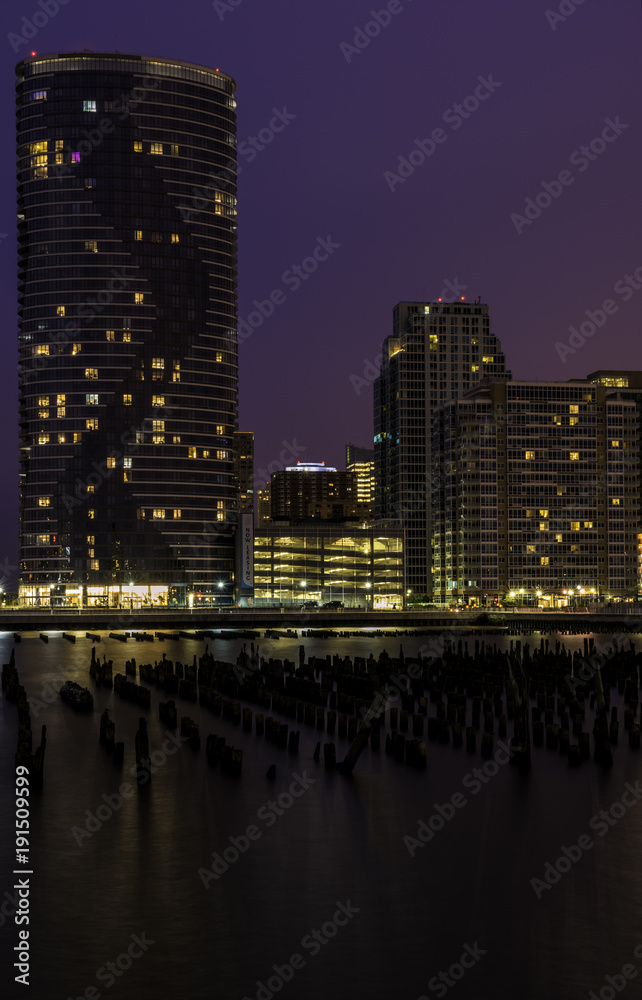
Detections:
[90, 648, 113, 688]
[180, 716, 201, 750]
[114, 673, 151, 709]
[2, 650, 46, 786]
[99, 709, 124, 765]
[205, 734, 243, 774]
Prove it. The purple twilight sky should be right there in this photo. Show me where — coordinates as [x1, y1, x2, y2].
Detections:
[1, 0, 641, 584]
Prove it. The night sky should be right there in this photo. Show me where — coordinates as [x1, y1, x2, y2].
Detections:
[1, 0, 641, 585]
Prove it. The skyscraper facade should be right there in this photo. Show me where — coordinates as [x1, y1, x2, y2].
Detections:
[16, 53, 238, 607]
[374, 300, 510, 600]
[345, 443, 374, 519]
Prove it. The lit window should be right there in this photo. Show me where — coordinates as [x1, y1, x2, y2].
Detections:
[87, 484, 95, 494]
[173, 509, 181, 518]
[153, 509, 166, 519]
[471, 365, 480, 373]
[152, 395, 165, 407]
[73, 433, 80, 443]
[188, 447, 197, 459]
[612, 499, 620, 506]
[72, 343, 81, 355]
[87, 534, 94, 544]
[539, 522, 549, 531]
[71, 152, 80, 164]
[137, 508, 145, 520]
[58, 433, 66, 444]
[526, 545, 536, 554]
[571, 521, 580, 531]
[106, 330, 115, 341]
[150, 143, 163, 155]
[152, 434, 165, 444]
[38, 434, 49, 445]
[85, 368, 98, 380]
[216, 425, 224, 435]
[36, 345, 49, 356]
[611, 440, 620, 448]
[57, 394, 65, 405]
[170, 144, 179, 156]
[569, 417, 579, 426]
[29, 141, 47, 154]
[557, 486, 566, 496]
[85, 240, 97, 253]
[124, 457, 132, 469]
[88, 510, 95, 519]
[134, 141, 143, 153]
[107, 457, 116, 469]
[539, 510, 549, 518]
[172, 360, 180, 382]
[569, 404, 579, 414]
[171, 233, 179, 243]
[123, 394, 132, 405]
[83, 100, 97, 112]
[173, 436, 181, 444]
[583, 522, 593, 529]
[90, 559, 99, 570]
[203, 449, 210, 458]
[86, 418, 99, 430]
[57, 306, 65, 317]
[38, 497, 50, 507]
[569, 452, 579, 461]
[482, 355, 494, 363]
[216, 450, 227, 460]
[524, 451, 535, 460]
[38, 408, 48, 420]
[216, 352, 223, 362]
[134, 292, 144, 305]
[123, 330, 131, 343]
[553, 415, 561, 425]
[555, 534, 563, 543]
[217, 500, 224, 522]
[38, 396, 49, 406]
[57, 406, 65, 418]
[152, 358, 164, 369]
[134, 230, 142, 241]
[540, 557, 549, 566]
[87, 548, 94, 558]
[123, 471, 131, 482]
[32, 91, 47, 101]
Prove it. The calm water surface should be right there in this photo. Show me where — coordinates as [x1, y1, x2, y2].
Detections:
[1, 627, 641, 1000]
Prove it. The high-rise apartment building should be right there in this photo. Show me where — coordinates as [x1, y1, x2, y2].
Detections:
[257, 484, 272, 526]
[16, 53, 238, 607]
[374, 300, 510, 600]
[433, 378, 640, 604]
[345, 444, 374, 518]
[233, 431, 254, 514]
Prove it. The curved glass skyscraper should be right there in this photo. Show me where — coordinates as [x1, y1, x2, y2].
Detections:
[16, 53, 238, 607]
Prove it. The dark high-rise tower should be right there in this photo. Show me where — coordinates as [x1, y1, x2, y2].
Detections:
[374, 300, 510, 601]
[16, 53, 238, 607]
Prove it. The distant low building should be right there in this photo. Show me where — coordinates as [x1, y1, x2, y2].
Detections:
[270, 462, 370, 523]
[254, 523, 404, 608]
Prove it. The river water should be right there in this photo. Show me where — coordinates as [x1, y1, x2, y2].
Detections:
[1, 627, 641, 1000]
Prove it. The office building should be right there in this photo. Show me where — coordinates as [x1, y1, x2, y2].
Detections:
[270, 462, 369, 523]
[257, 484, 271, 526]
[433, 378, 640, 605]
[345, 443, 374, 518]
[16, 53, 238, 607]
[234, 431, 254, 514]
[374, 299, 510, 601]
